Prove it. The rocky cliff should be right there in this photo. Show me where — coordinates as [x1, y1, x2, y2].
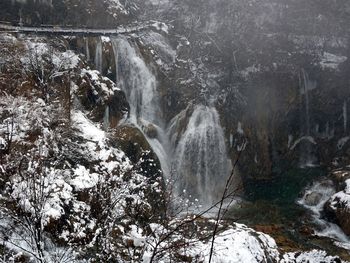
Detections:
[5, 1, 350, 180]
[1, 0, 350, 261]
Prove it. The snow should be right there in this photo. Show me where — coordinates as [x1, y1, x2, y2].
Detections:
[21, 40, 80, 73]
[151, 21, 170, 34]
[101, 36, 111, 43]
[319, 52, 347, 70]
[290, 136, 317, 150]
[81, 69, 119, 95]
[2, 23, 350, 263]
[290, 35, 348, 49]
[105, 0, 130, 15]
[52, 49, 80, 70]
[0, 95, 54, 145]
[198, 224, 279, 263]
[141, 32, 176, 66]
[237, 122, 244, 135]
[72, 110, 106, 146]
[337, 136, 350, 150]
[281, 249, 347, 263]
[127, 225, 146, 247]
[345, 179, 350, 193]
[0, 33, 18, 44]
[148, 0, 170, 5]
[240, 64, 261, 78]
[70, 165, 99, 191]
[330, 179, 350, 208]
[143, 223, 280, 263]
[10, 166, 74, 225]
[0, 33, 163, 263]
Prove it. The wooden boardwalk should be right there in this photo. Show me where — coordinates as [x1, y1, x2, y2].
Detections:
[0, 22, 155, 36]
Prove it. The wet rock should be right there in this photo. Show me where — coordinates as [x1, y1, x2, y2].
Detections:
[304, 192, 323, 206]
[325, 197, 350, 236]
[324, 175, 350, 235]
[114, 125, 156, 163]
[298, 225, 314, 236]
[330, 169, 350, 191]
[143, 123, 158, 139]
[253, 224, 299, 252]
[75, 69, 128, 127]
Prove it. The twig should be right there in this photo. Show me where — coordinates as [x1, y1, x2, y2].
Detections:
[208, 146, 243, 263]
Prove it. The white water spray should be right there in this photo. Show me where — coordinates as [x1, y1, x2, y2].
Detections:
[95, 38, 103, 73]
[298, 180, 350, 244]
[344, 101, 347, 133]
[171, 105, 231, 206]
[111, 37, 232, 207]
[111, 38, 161, 125]
[103, 105, 110, 131]
[85, 38, 90, 62]
[299, 70, 317, 168]
[111, 37, 170, 176]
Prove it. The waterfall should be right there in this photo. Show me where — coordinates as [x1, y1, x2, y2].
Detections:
[111, 37, 170, 176]
[300, 69, 316, 136]
[103, 105, 110, 131]
[303, 71, 311, 136]
[111, 37, 232, 207]
[95, 38, 103, 73]
[299, 70, 317, 168]
[111, 38, 161, 124]
[85, 38, 90, 62]
[171, 105, 231, 206]
[344, 101, 347, 133]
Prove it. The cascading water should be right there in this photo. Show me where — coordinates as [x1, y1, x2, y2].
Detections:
[103, 105, 110, 131]
[111, 37, 170, 176]
[95, 38, 103, 74]
[171, 105, 231, 206]
[111, 37, 232, 208]
[111, 38, 161, 125]
[301, 69, 311, 136]
[85, 38, 90, 62]
[298, 180, 350, 245]
[344, 101, 347, 133]
[299, 69, 317, 168]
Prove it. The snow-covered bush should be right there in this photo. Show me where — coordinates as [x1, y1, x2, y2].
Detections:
[0, 35, 164, 262]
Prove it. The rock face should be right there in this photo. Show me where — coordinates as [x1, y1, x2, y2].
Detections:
[91, 0, 350, 183]
[327, 197, 350, 236]
[155, 0, 350, 182]
[4, 0, 350, 193]
[325, 170, 350, 235]
[0, 0, 135, 27]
